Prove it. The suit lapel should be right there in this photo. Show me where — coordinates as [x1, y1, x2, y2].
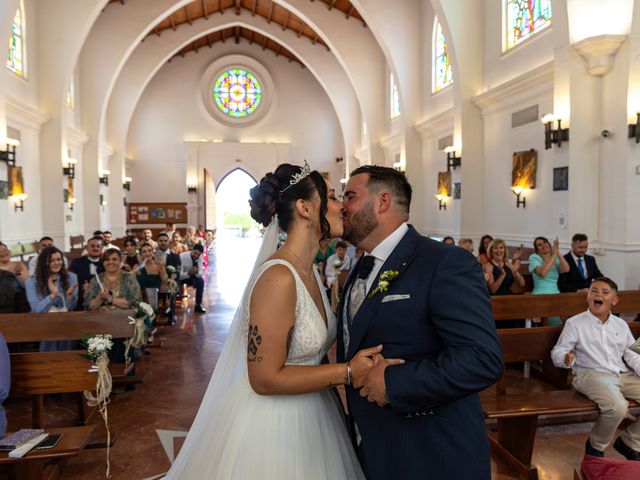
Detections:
[346, 226, 420, 359]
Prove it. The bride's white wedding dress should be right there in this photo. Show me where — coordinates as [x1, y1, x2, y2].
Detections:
[164, 258, 364, 479]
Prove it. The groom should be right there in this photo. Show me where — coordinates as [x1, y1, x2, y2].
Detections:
[339, 165, 503, 479]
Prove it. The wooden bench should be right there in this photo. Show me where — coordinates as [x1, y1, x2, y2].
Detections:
[0, 311, 137, 428]
[0, 425, 95, 480]
[492, 290, 640, 325]
[484, 322, 640, 480]
[68, 235, 84, 250]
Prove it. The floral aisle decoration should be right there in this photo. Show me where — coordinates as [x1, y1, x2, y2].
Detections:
[166, 265, 178, 296]
[82, 333, 114, 478]
[125, 301, 155, 359]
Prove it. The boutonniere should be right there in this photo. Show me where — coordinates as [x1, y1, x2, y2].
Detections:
[368, 270, 400, 297]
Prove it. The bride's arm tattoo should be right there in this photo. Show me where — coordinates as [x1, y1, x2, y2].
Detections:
[247, 324, 263, 362]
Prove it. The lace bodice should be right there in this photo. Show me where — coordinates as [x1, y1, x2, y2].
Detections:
[245, 259, 336, 366]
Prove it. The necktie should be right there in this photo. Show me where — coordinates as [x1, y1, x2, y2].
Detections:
[348, 255, 376, 321]
[577, 257, 586, 279]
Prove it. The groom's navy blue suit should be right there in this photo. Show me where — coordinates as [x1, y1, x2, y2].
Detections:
[338, 226, 503, 479]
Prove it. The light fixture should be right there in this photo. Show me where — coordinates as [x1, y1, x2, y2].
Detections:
[187, 184, 197, 194]
[0, 138, 20, 166]
[99, 194, 107, 209]
[629, 113, 640, 143]
[99, 169, 110, 186]
[434, 193, 447, 211]
[443, 146, 461, 171]
[11, 193, 28, 212]
[339, 178, 348, 184]
[63, 158, 77, 179]
[512, 186, 526, 208]
[336, 157, 344, 163]
[68, 197, 77, 212]
[541, 114, 570, 150]
[123, 176, 132, 191]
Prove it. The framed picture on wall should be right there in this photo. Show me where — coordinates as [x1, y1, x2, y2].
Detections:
[553, 167, 569, 191]
[0, 181, 7, 200]
[453, 182, 461, 199]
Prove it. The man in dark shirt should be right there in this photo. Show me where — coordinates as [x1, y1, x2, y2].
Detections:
[558, 233, 603, 292]
[69, 237, 105, 310]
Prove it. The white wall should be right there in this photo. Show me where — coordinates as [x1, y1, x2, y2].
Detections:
[125, 42, 344, 217]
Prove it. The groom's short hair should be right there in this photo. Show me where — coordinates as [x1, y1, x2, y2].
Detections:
[350, 165, 412, 214]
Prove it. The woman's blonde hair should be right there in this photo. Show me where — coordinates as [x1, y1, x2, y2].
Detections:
[487, 238, 506, 260]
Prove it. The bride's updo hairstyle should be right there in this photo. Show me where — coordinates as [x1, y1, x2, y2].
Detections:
[249, 163, 331, 240]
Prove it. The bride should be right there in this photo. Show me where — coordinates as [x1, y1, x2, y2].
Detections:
[164, 162, 394, 479]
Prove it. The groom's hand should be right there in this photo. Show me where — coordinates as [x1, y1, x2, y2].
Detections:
[359, 354, 404, 407]
[350, 345, 383, 388]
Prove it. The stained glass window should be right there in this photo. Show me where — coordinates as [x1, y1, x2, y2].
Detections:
[505, 0, 552, 50]
[6, 0, 26, 77]
[390, 74, 400, 119]
[213, 68, 262, 118]
[66, 76, 75, 110]
[433, 17, 453, 93]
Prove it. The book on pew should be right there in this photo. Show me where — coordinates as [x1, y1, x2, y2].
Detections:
[0, 429, 45, 451]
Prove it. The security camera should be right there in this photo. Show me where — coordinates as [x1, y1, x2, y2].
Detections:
[601, 130, 611, 138]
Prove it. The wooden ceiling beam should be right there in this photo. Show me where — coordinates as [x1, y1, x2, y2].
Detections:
[235, 26, 240, 44]
[283, 11, 289, 31]
[275, 44, 281, 57]
[249, 30, 254, 44]
[262, 35, 268, 50]
[193, 40, 199, 53]
[206, 33, 213, 48]
[312, 33, 318, 45]
[328, 0, 337, 11]
[169, 15, 176, 31]
[297, 23, 303, 38]
[267, 2, 274, 23]
[202, 0, 208, 19]
[219, 0, 225, 15]
[346, 5, 354, 19]
[235, 0, 241, 15]
[252, 0, 257, 16]
[185, 5, 193, 25]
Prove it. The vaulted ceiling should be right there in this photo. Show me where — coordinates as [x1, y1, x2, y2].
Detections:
[104, 0, 367, 65]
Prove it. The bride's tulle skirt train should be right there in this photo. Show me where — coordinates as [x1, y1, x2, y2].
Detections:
[164, 376, 364, 479]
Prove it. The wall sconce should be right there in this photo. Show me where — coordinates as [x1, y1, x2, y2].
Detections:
[123, 176, 132, 191]
[187, 184, 197, 194]
[336, 157, 344, 163]
[62, 158, 77, 179]
[512, 186, 526, 208]
[10, 193, 28, 212]
[0, 138, 20, 166]
[443, 146, 461, 172]
[99, 169, 110, 186]
[434, 193, 447, 211]
[99, 194, 107, 209]
[629, 113, 640, 143]
[68, 197, 77, 212]
[541, 114, 570, 150]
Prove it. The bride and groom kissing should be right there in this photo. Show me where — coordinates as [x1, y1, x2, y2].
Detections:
[164, 163, 504, 479]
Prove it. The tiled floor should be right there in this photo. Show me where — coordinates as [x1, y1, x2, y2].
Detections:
[3, 236, 628, 479]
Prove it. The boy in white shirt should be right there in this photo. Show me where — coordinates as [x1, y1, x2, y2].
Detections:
[551, 277, 640, 460]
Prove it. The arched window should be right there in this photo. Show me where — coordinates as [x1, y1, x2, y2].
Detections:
[504, 0, 552, 51]
[6, 0, 26, 77]
[432, 17, 453, 93]
[390, 73, 400, 119]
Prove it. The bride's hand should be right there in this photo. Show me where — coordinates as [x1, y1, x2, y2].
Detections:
[349, 345, 382, 388]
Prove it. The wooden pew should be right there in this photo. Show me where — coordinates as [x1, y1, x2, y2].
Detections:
[492, 290, 640, 324]
[0, 311, 137, 428]
[483, 322, 640, 480]
[0, 425, 95, 480]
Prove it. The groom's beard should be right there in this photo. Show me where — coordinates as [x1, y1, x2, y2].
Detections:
[343, 199, 378, 246]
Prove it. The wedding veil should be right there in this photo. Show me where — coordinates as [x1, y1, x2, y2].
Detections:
[164, 216, 280, 477]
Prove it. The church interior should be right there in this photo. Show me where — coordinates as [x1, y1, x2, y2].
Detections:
[2, 0, 640, 479]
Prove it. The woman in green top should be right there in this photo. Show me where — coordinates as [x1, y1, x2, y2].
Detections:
[314, 238, 335, 287]
[134, 243, 167, 289]
[528, 236, 570, 325]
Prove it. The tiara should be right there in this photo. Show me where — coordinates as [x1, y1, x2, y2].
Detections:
[279, 160, 312, 193]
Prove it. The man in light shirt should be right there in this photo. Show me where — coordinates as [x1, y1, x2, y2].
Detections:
[325, 241, 351, 288]
[551, 277, 640, 460]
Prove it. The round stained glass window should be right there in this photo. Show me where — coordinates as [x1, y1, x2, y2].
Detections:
[213, 68, 263, 118]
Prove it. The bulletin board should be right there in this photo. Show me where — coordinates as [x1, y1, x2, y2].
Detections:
[128, 202, 187, 224]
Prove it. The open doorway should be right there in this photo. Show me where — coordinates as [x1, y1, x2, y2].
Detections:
[215, 168, 260, 237]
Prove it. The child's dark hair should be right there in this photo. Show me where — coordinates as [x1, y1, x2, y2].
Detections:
[591, 276, 618, 293]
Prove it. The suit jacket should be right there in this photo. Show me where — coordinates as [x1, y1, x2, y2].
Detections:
[558, 252, 602, 292]
[338, 226, 503, 480]
[69, 256, 105, 311]
[157, 250, 181, 271]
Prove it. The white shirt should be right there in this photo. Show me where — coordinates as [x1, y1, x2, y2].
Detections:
[324, 253, 352, 287]
[571, 252, 588, 277]
[364, 222, 409, 292]
[551, 309, 640, 376]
